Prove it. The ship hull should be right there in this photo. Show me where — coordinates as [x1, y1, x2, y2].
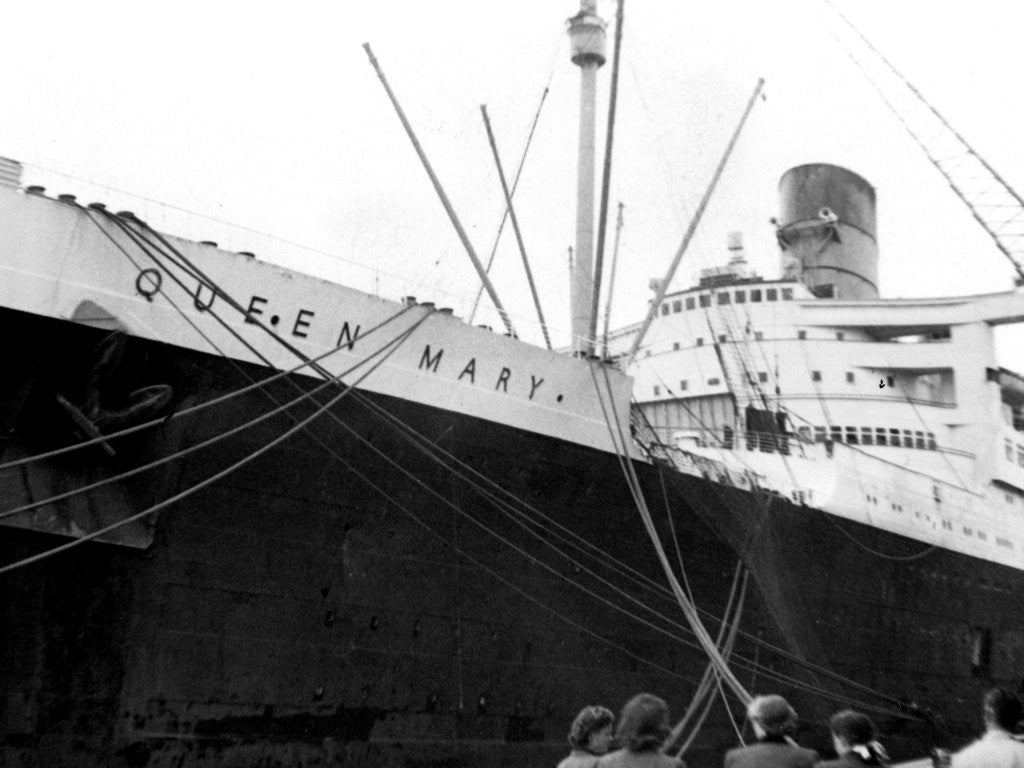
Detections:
[1, 307, 1021, 767]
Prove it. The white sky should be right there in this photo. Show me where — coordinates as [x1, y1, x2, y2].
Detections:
[4, 0, 1024, 361]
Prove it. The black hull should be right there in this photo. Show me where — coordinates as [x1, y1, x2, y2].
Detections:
[1, 309, 1020, 767]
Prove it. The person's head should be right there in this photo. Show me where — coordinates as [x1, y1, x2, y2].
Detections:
[983, 688, 1022, 732]
[568, 705, 615, 755]
[830, 710, 875, 755]
[747, 695, 798, 739]
[616, 693, 671, 753]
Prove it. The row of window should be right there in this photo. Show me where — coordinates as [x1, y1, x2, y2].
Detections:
[648, 330, 855, 358]
[867, 494, 1015, 550]
[1003, 439, 1024, 467]
[659, 286, 795, 316]
[799, 425, 937, 450]
[652, 370, 874, 396]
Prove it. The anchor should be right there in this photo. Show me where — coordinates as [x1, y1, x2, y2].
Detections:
[56, 331, 173, 455]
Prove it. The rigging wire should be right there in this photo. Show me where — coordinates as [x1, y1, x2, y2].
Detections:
[480, 104, 552, 349]
[0, 317, 428, 523]
[593, 363, 923, 720]
[76, 210, 921, 716]
[351, 381, 915, 716]
[589, 361, 751, 703]
[589, 0, 626, 347]
[92, 212, 760, 681]
[468, 84, 553, 325]
[679, 572, 750, 755]
[0, 313, 423, 576]
[0, 297, 416, 473]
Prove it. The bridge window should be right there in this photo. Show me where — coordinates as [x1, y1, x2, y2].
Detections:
[782, 287, 794, 300]
[685, 297, 695, 310]
[846, 371, 855, 383]
[875, 428, 887, 446]
[708, 377, 721, 386]
[735, 291, 746, 304]
[718, 292, 731, 305]
[661, 303, 669, 316]
[750, 290, 762, 302]
[798, 330, 807, 340]
[758, 372, 768, 383]
[915, 431, 925, 449]
[836, 332, 845, 341]
[680, 380, 688, 391]
[846, 427, 859, 444]
[699, 294, 711, 308]
[766, 288, 778, 301]
[903, 429, 914, 447]
[830, 425, 843, 442]
[814, 426, 827, 443]
[672, 300, 682, 313]
[861, 427, 874, 445]
[811, 370, 822, 382]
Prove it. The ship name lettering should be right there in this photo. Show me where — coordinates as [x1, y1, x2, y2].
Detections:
[336, 321, 361, 350]
[245, 295, 268, 324]
[458, 358, 476, 383]
[292, 309, 315, 339]
[419, 345, 443, 372]
[495, 366, 511, 392]
[194, 282, 216, 312]
[529, 375, 544, 399]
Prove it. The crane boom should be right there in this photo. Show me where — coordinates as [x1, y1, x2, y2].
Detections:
[828, 1, 1024, 282]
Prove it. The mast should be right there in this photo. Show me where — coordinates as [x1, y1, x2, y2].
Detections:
[566, 0, 607, 354]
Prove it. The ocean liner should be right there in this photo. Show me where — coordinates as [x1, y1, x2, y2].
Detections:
[3, 4, 1024, 768]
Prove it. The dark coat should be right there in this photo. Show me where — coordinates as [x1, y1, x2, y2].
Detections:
[817, 752, 884, 768]
[597, 748, 685, 768]
[724, 738, 819, 768]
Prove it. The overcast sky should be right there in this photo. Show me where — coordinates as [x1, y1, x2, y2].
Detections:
[5, 0, 1024, 360]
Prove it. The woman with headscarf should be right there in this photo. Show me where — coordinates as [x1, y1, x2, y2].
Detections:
[816, 710, 889, 768]
[558, 705, 616, 768]
[597, 693, 685, 767]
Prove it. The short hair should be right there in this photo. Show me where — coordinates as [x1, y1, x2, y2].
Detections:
[616, 693, 671, 753]
[747, 695, 798, 737]
[830, 710, 876, 745]
[984, 688, 1022, 731]
[568, 705, 614, 749]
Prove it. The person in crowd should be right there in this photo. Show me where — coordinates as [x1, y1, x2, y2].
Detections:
[724, 695, 818, 768]
[952, 688, 1024, 768]
[816, 710, 888, 768]
[558, 705, 616, 768]
[597, 693, 685, 767]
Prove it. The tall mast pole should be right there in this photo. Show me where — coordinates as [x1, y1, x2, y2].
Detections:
[627, 78, 765, 363]
[363, 43, 517, 338]
[601, 201, 625, 358]
[567, 0, 607, 355]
